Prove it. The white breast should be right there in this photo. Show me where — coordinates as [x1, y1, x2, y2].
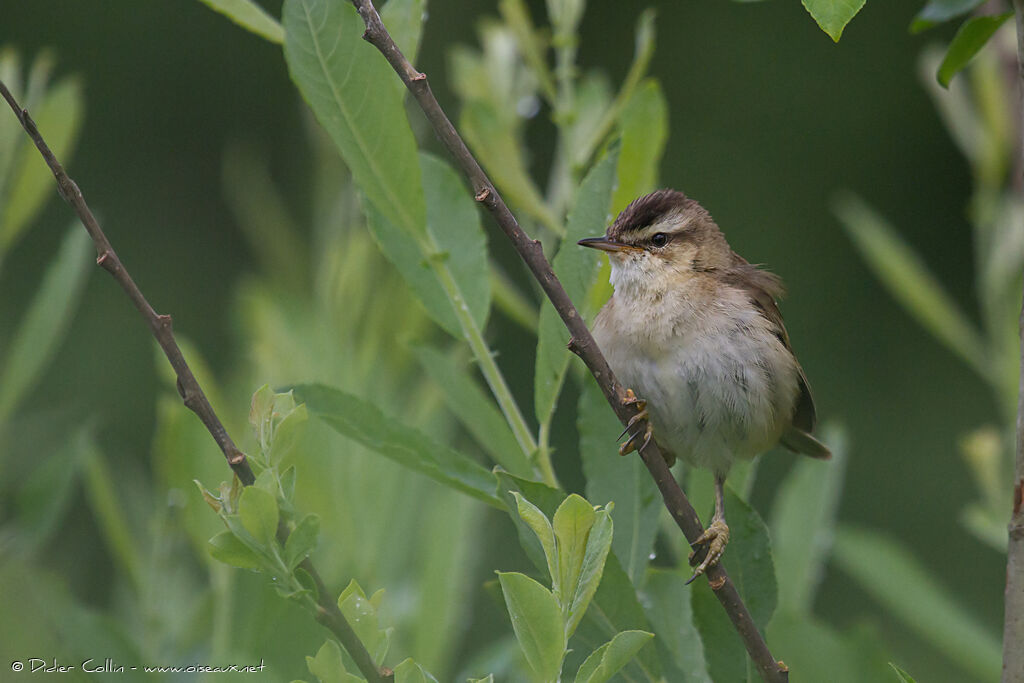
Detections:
[592, 280, 799, 476]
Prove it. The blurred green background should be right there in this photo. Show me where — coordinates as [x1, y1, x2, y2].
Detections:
[0, 1, 1008, 681]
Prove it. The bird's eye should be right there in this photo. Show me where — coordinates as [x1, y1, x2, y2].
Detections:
[650, 233, 669, 247]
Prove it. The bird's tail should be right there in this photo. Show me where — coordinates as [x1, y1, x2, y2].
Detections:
[780, 427, 832, 459]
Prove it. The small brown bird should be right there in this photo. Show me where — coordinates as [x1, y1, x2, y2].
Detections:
[579, 189, 830, 579]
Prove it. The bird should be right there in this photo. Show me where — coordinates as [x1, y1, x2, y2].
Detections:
[578, 189, 830, 580]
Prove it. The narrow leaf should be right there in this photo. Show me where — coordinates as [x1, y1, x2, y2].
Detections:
[573, 630, 654, 683]
[284, 0, 425, 235]
[238, 486, 279, 545]
[553, 493, 597, 608]
[721, 487, 777, 628]
[911, 0, 988, 34]
[365, 153, 490, 337]
[457, 98, 561, 234]
[1, 77, 83, 250]
[498, 572, 566, 680]
[566, 507, 613, 639]
[198, 0, 285, 43]
[496, 471, 569, 571]
[412, 344, 531, 476]
[513, 492, 559, 588]
[15, 426, 87, 553]
[836, 194, 988, 376]
[380, 0, 425, 66]
[801, 0, 866, 42]
[579, 376, 660, 583]
[640, 569, 711, 682]
[534, 144, 620, 426]
[832, 526, 1001, 680]
[691, 582, 746, 683]
[0, 225, 91, 421]
[294, 383, 504, 507]
[771, 424, 847, 614]
[612, 79, 667, 214]
[889, 663, 917, 683]
[766, 611, 893, 683]
[936, 13, 1013, 88]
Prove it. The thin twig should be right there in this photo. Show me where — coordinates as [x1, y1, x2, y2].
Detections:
[1003, 4, 1024, 681]
[0, 79, 392, 683]
[348, 2, 789, 680]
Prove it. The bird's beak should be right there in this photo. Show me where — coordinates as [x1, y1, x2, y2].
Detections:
[577, 236, 636, 253]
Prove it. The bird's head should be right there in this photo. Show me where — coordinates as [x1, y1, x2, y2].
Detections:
[578, 190, 731, 294]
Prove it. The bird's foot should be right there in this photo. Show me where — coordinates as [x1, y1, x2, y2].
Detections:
[686, 517, 730, 584]
[618, 389, 652, 456]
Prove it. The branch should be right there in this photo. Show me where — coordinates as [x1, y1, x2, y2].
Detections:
[348, 2, 788, 681]
[0, 79, 393, 683]
[1003, 4, 1024, 681]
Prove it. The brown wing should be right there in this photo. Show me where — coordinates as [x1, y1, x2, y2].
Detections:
[722, 254, 817, 434]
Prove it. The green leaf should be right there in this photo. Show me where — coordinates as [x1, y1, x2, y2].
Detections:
[910, 0, 987, 33]
[566, 506, 613, 639]
[380, 0, 425, 66]
[553, 494, 597, 604]
[222, 142, 307, 287]
[306, 639, 361, 683]
[496, 473, 660, 681]
[765, 611, 892, 683]
[15, 426, 88, 553]
[801, 0, 865, 42]
[639, 569, 711, 682]
[771, 424, 847, 614]
[496, 471, 570, 571]
[497, 571, 566, 680]
[1, 77, 83, 251]
[936, 13, 1013, 88]
[294, 383, 504, 507]
[338, 580, 393, 666]
[721, 487, 777, 628]
[412, 344, 532, 476]
[365, 153, 490, 338]
[0, 225, 91, 421]
[238, 486, 279, 546]
[285, 513, 320, 570]
[832, 526, 1001, 680]
[269, 403, 309, 465]
[283, 0, 426, 235]
[889, 663, 917, 683]
[612, 79, 667, 214]
[456, 98, 561, 234]
[534, 144, 620, 426]
[691, 582, 746, 683]
[208, 530, 263, 570]
[579, 376, 660, 583]
[393, 659, 439, 683]
[197, 0, 284, 43]
[81, 440, 144, 585]
[573, 630, 654, 683]
[513, 492, 559, 587]
[835, 194, 988, 378]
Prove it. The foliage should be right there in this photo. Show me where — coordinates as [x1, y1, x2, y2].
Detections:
[0, 0, 1015, 680]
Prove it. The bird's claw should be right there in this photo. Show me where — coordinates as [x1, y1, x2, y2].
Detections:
[618, 418, 653, 456]
[686, 518, 730, 584]
[618, 389, 652, 455]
